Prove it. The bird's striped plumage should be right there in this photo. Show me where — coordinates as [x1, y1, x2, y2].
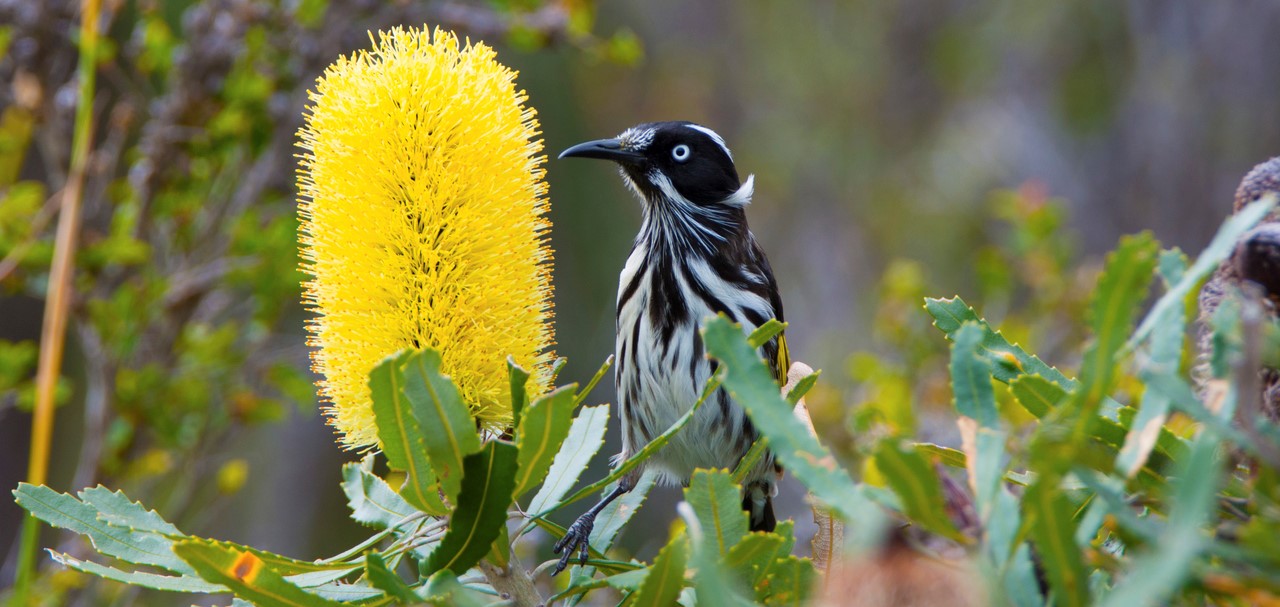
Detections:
[552, 121, 790, 573]
[614, 171, 787, 477]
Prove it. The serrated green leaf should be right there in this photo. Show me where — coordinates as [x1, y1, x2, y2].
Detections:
[14, 483, 194, 575]
[950, 322, 999, 427]
[508, 357, 530, 429]
[748, 319, 787, 348]
[48, 551, 222, 593]
[341, 455, 417, 529]
[1075, 231, 1159, 414]
[759, 556, 815, 606]
[528, 404, 609, 515]
[401, 349, 483, 504]
[1027, 232, 1160, 488]
[364, 552, 416, 603]
[369, 351, 448, 515]
[1023, 481, 1088, 607]
[725, 533, 788, 588]
[692, 540, 756, 607]
[784, 371, 820, 405]
[425, 440, 518, 576]
[172, 538, 345, 607]
[925, 296, 1072, 386]
[684, 469, 749, 556]
[76, 486, 183, 537]
[1128, 194, 1276, 349]
[632, 534, 688, 607]
[514, 385, 578, 497]
[703, 316, 889, 547]
[873, 439, 964, 541]
[1009, 374, 1069, 418]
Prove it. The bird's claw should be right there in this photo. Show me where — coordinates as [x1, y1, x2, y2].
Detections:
[551, 514, 595, 576]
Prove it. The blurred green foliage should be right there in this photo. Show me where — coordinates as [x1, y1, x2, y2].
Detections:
[0, 0, 632, 604]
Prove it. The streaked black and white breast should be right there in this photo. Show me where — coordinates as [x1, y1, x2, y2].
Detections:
[609, 122, 787, 486]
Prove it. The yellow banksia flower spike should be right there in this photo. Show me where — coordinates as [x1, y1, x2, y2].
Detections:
[298, 26, 554, 449]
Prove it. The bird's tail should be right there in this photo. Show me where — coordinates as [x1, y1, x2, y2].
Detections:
[743, 484, 777, 532]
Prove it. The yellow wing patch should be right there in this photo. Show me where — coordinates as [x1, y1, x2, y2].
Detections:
[776, 332, 791, 385]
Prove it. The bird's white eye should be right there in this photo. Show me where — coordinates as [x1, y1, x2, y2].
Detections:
[672, 144, 691, 163]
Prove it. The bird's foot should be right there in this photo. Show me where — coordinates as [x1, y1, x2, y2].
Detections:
[551, 513, 596, 576]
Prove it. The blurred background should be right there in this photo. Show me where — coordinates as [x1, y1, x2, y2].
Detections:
[2, 1, 1280, 603]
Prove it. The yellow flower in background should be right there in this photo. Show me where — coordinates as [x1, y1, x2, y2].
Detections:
[297, 26, 554, 449]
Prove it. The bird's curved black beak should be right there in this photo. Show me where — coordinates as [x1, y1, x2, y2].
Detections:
[558, 138, 644, 164]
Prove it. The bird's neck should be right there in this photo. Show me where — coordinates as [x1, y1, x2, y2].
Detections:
[637, 196, 748, 258]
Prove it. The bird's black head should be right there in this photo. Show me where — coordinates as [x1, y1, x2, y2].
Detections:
[559, 121, 746, 206]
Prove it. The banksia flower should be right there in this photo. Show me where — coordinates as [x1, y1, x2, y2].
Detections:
[297, 26, 554, 449]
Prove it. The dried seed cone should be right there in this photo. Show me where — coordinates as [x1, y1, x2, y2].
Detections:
[297, 26, 554, 448]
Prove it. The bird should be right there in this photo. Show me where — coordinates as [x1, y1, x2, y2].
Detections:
[552, 121, 791, 574]
[1197, 156, 1280, 419]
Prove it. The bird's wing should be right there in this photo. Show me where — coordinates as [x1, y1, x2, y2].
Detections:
[774, 332, 791, 386]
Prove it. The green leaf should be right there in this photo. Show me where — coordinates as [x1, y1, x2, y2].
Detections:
[508, 356, 530, 429]
[420, 570, 490, 607]
[785, 370, 820, 405]
[759, 556, 815, 606]
[14, 483, 194, 575]
[684, 469, 749, 556]
[401, 349, 483, 504]
[949, 321, 999, 426]
[304, 583, 387, 603]
[747, 319, 787, 348]
[1118, 248, 1187, 478]
[172, 538, 345, 607]
[692, 536, 757, 607]
[1009, 374, 1068, 418]
[76, 486, 183, 536]
[1023, 481, 1088, 607]
[1128, 194, 1276, 349]
[632, 534, 688, 607]
[553, 375, 722, 513]
[1073, 232, 1159, 416]
[925, 296, 1072, 386]
[48, 551, 222, 593]
[341, 455, 417, 529]
[1099, 431, 1222, 607]
[702, 316, 889, 547]
[873, 439, 963, 541]
[369, 351, 448, 516]
[590, 469, 658, 552]
[364, 552, 417, 603]
[527, 404, 609, 515]
[573, 355, 614, 406]
[731, 439, 770, 485]
[487, 516, 512, 569]
[725, 533, 789, 588]
[513, 385, 578, 497]
[425, 440, 518, 576]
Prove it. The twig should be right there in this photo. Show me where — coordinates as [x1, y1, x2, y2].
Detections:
[14, 0, 100, 599]
[479, 556, 546, 607]
[0, 188, 64, 282]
